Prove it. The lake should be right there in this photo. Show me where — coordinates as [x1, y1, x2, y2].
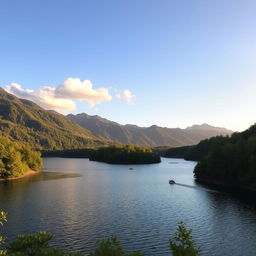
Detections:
[1, 157, 256, 255]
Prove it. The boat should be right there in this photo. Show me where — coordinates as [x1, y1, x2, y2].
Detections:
[129, 167, 133, 170]
[169, 179, 175, 184]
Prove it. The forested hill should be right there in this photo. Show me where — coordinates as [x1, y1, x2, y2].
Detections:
[163, 124, 256, 191]
[163, 136, 228, 161]
[0, 88, 105, 150]
[0, 87, 233, 151]
[194, 124, 256, 191]
[89, 145, 161, 164]
[67, 113, 233, 147]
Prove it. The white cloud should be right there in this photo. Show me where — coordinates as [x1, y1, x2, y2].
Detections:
[4, 78, 112, 111]
[55, 78, 112, 108]
[117, 89, 135, 104]
[4, 83, 76, 111]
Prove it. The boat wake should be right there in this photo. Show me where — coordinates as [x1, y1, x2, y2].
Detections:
[175, 183, 197, 189]
[173, 182, 218, 193]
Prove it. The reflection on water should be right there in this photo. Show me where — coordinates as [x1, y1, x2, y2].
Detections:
[39, 171, 81, 181]
[0, 157, 256, 256]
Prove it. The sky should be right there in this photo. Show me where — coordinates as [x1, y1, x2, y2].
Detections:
[0, 0, 256, 132]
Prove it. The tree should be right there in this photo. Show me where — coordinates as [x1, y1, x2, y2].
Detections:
[2, 215, 200, 256]
[89, 145, 160, 164]
[6, 232, 82, 256]
[0, 136, 42, 179]
[89, 236, 144, 256]
[169, 221, 200, 256]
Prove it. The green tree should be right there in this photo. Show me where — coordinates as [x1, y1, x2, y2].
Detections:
[2, 215, 201, 256]
[6, 232, 82, 256]
[89, 145, 160, 164]
[169, 221, 200, 256]
[89, 236, 144, 256]
[0, 136, 42, 179]
[20, 146, 43, 171]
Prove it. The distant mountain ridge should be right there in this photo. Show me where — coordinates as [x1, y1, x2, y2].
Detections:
[0, 88, 105, 150]
[0, 88, 233, 149]
[67, 113, 233, 147]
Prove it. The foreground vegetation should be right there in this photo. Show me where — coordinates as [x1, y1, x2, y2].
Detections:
[89, 145, 161, 164]
[1, 211, 200, 255]
[0, 136, 42, 179]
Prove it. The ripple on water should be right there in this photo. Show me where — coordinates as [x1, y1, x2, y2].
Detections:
[0, 158, 256, 256]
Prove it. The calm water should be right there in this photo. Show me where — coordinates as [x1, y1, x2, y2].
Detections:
[1, 158, 256, 255]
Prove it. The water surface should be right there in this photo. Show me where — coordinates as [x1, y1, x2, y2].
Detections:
[1, 158, 256, 255]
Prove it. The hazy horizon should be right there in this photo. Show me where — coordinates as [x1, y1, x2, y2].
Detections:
[1, 0, 256, 132]
[0, 86, 244, 132]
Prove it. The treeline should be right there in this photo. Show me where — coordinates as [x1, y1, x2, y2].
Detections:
[162, 145, 195, 159]
[0, 119, 105, 151]
[194, 124, 256, 191]
[163, 136, 229, 161]
[0, 136, 42, 178]
[42, 146, 161, 165]
[162, 124, 256, 191]
[42, 148, 95, 158]
[89, 145, 161, 164]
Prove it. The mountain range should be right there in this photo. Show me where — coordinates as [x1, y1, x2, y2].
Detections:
[67, 114, 232, 147]
[0, 88, 233, 150]
[0, 88, 105, 150]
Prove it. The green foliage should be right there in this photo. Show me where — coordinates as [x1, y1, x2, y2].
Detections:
[0, 211, 7, 255]
[89, 236, 125, 256]
[42, 148, 95, 158]
[89, 145, 161, 164]
[6, 234, 144, 256]
[194, 124, 256, 190]
[163, 146, 195, 159]
[19, 146, 42, 171]
[169, 221, 200, 256]
[164, 136, 228, 161]
[89, 236, 144, 256]
[6, 232, 82, 256]
[0, 88, 106, 150]
[0, 211, 7, 226]
[68, 114, 232, 148]
[7, 232, 52, 256]
[0, 136, 42, 178]
[1, 216, 201, 256]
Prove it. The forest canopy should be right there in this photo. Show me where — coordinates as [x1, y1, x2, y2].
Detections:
[89, 145, 161, 164]
[0, 136, 42, 178]
[194, 124, 256, 191]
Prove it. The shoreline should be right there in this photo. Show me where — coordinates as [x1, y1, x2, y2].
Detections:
[0, 170, 40, 182]
[196, 177, 256, 193]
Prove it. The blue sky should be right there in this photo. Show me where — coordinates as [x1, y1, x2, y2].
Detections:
[1, 0, 256, 131]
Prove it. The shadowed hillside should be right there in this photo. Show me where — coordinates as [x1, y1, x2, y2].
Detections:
[194, 124, 256, 191]
[0, 88, 105, 150]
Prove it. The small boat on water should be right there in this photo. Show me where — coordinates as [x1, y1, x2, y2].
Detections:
[129, 167, 134, 170]
[169, 179, 175, 184]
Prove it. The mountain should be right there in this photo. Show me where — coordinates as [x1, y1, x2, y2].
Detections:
[67, 113, 233, 147]
[0, 87, 233, 150]
[0, 88, 105, 150]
